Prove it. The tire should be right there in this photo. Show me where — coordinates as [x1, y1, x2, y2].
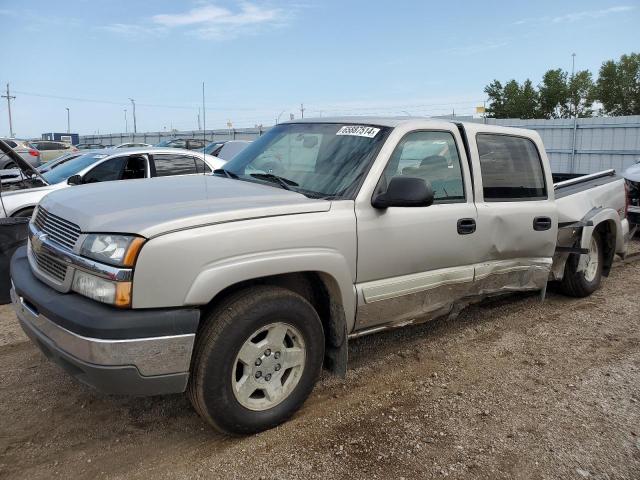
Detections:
[3, 162, 17, 169]
[560, 233, 604, 297]
[13, 208, 34, 218]
[188, 285, 325, 435]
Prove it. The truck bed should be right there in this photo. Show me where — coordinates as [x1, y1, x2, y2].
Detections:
[553, 170, 619, 199]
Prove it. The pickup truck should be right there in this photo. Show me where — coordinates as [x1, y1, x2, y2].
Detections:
[9, 118, 629, 435]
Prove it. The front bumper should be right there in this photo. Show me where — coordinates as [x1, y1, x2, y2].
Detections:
[10, 246, 200, 396]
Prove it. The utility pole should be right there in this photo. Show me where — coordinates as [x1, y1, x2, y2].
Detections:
[65, 107, 70, 133]
[129, 98, 137, 133]
[300, 103, 305, 119]
[124, 109, 128, 133]
[570, 52, 576, 117]
[2, 83, 16, 137]
[197, 108, 201, 131]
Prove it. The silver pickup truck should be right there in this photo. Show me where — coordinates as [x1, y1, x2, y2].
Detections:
[10, 118, 629, 435]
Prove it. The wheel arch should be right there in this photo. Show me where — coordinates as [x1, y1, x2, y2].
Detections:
[578, 208, 623, 276]
[187, 251, 356, 376]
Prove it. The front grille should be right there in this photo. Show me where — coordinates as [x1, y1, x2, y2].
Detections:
[33, 208, 81, 250]
[32, 249, 67, 282]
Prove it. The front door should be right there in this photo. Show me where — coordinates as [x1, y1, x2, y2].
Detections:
[354, 127, 478, 330]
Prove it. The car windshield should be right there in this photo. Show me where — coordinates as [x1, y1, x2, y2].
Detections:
[219, 123, 390, 199]
[42, 153, 110, 184]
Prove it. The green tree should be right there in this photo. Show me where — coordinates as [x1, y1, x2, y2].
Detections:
[595, 53, 640, 115]
[538, 69, 568, 118]
[566, 70, 595, 118]
[484, 80, 506, 118]
[485, 79, 539, 119]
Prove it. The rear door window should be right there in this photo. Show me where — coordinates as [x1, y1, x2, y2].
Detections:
[476, 134, 547, 201]
[153, 154, 198, 176]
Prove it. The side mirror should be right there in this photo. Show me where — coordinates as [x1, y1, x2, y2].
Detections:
[67, 174, 83, 185]
[372, 176, 434, 209]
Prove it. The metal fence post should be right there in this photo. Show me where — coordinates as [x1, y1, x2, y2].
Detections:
[570, 116, 578, 173]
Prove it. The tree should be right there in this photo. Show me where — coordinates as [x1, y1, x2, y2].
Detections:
[595, 53, 640, 115]
[485, 79, 539, 119]
[538, 69, 568, 118]
[566, 70, 595, 118]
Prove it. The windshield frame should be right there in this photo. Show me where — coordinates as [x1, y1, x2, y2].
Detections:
[41, 152, 112, 184]
[218, 122, 392, 200]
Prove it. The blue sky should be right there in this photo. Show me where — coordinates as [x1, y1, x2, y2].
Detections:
[1, 0, 638, 137]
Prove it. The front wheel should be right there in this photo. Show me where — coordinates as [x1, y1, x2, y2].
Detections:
[560, 233, 603, 297]
[188, 286, 324, 435]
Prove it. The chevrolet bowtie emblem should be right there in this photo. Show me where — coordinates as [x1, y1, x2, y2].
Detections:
[31, 231, 48, 254]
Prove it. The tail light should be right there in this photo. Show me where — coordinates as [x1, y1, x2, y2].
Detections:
[28, 149, 39, 157]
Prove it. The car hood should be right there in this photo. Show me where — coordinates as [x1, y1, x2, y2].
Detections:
[39, 175, 331, 238]
[623, 162, 640, 182]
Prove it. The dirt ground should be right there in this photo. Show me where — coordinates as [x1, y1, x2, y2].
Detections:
[1, 248, 639, 480]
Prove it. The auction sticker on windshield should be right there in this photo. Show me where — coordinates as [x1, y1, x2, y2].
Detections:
[336, 126, 381, 138]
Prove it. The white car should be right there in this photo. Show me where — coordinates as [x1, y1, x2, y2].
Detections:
[0, 147, 224, 218]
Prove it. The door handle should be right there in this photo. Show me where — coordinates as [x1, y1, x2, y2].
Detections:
[533, 216, 553, 231]
[457, 218, 476, 235]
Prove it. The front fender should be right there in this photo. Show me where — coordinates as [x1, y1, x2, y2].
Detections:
[184, 247, 357, 332]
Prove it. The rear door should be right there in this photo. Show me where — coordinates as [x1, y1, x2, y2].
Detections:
[465, 125, 558, 293]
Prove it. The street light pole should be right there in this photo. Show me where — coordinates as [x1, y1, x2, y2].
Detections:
[65, 107, 70, 133]
[124, 108, 128, 133]
[129, 98, 137, 133]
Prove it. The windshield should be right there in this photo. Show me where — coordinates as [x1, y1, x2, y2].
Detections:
[220, 123, 390, 199]
[42, 153, 110, 184]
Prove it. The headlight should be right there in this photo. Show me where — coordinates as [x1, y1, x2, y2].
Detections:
[72, 270, 132, 307]
[80, 234, 145, 267]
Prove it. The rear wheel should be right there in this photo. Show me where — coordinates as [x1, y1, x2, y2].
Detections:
[188, 286, 324, 435]
[3, 162, 17, 169]
[560, 233, 603, 297]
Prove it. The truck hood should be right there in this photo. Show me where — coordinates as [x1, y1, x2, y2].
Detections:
[39, 175, 331, 238]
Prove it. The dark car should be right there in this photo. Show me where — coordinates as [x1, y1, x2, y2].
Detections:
[75, 143, 106, 150]
[156, 138, 207, 151]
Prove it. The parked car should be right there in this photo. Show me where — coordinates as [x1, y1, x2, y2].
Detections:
[9, 118, 629, 435]
[156, 138, 207, 150]
[75, 143, 106, 150]
[1, 151, 85, 186]
[0, 147, 224, 217]
[623, 161, 640, 228]
[204, 140, 251, 160]
[113, 142, 152, 149]
[30, 140, 78, 162]
[0, 139, 41, 169]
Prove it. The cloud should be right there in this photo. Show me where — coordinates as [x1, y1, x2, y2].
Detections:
[446, 41, 508, 56]
[552, 5, 636, 22]
[151, 2, 288, 39]
[515, 5, 636, 25]
[100, 23, 167, 39]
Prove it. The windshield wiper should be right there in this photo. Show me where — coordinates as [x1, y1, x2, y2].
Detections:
[213, 168, 239, 179]
[250, 173, 299, 191]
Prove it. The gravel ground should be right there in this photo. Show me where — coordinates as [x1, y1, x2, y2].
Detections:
[1, 246, 639, 480]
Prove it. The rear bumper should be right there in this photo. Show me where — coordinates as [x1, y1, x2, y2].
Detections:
[10, 247, 200, 396]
